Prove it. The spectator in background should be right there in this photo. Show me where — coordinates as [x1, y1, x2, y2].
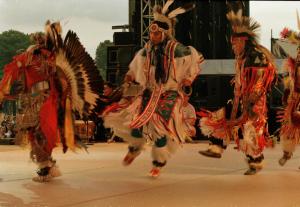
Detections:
[100, 82, 114, 103]
[93, 82, 120, 142]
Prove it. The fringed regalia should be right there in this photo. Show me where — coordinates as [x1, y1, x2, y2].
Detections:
[277, 21, 300, 165]
[279, 59, 300, 146]
[198, 4, 276, 174]
[0, 21, 103, 182]
[103, 0, 203, 177]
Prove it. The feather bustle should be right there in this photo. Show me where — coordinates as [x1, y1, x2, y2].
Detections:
[56, 30, 104, 116]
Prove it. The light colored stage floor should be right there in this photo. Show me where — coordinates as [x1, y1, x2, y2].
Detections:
[1, 142, 300, 207]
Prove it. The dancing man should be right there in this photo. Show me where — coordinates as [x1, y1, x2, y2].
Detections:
[0, 21, 103, 182]
[277, 13, 300, 166]
[103, 0, 203, 178]
[198, 4, 276, 175]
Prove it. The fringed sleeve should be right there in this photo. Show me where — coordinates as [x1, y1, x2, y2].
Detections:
[0, 53, 27, 95]
[127, 48, 147, 87]
[174, 45, 204, 84]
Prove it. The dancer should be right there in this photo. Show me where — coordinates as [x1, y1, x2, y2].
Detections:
[277, 13, 300, 166]
[0, 20, 103, 182]
[103, 0, 203, 178]
[198, 5, 276, 175]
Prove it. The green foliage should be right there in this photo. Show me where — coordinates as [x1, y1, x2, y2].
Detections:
[95, 40, 113, 81]
[0, 30, 31, 78]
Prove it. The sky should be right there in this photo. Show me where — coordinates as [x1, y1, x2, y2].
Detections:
[1, 0, 300, 58]
[250, 1, 300, 50]
[0, 0, 129, 58]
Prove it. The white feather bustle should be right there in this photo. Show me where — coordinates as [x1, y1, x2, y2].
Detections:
[55, 50, 99, 116]
[79, 68, 99, 110]
[55, 50, 85, 115]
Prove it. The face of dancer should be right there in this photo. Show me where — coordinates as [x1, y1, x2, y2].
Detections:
[150, 31, 164, 46]
[232, 38, 246, 57]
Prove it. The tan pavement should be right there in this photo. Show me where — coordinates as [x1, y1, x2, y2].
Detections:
[0, 142, 300, 207]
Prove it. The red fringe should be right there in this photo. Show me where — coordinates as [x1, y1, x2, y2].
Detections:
[241, 63, 275, 95]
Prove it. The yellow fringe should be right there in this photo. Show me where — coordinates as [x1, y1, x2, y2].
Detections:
[64, 97, 75, 151]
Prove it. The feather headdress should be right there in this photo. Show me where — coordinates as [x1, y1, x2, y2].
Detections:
[280, 11, 300, 45]
[226, 3, 261, 43]
[45, 20, 63, 50]
[150, 0, 195, 38]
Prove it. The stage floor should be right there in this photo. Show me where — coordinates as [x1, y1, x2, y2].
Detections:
[1, 142, 300, 207]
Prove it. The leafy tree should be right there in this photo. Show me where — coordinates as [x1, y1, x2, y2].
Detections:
[0, 30, 31, 78]
[95, 40, 113, 81]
